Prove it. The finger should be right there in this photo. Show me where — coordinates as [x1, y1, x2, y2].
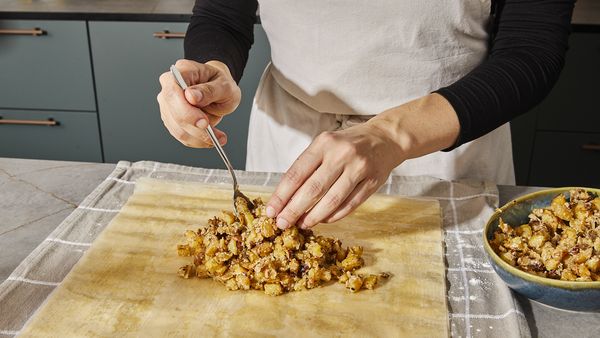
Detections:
[159, 72, 210, 131]
[174, 59, 219, 84]
[185, 82, 240, 116]
[195, 113, 228, 144]
[191, 123, 228, 147]
[266, 148, 322, 219]
[297, 171, 357, 229]
[160, 107, 208, 148]
[205, 113, 223, 128]
[159, 98, 227, 147]
[323, 178, 381, 224]
[275, 164, 343, 230]
[211, 126, 228, 146]
[175, 60, 240, 115]
[158, 82, 224, 134]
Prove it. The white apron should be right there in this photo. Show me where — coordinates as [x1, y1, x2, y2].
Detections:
[246, 0, 515, 185]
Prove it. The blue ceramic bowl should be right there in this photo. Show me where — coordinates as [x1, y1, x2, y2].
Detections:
[483, 187, 600, 312]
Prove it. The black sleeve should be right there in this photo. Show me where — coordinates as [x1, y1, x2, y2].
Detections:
[184, 0, 258, 83]
[435, 0, 575, 149]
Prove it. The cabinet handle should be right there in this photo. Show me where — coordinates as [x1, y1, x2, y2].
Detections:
[0, 117, 58, 126]
[0, 28, 46, 36]
[581, 143, 600, 151]
[153, 31, 185, 39]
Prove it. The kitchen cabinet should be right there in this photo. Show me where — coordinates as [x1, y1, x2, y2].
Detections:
[90, 21, 270, 169]
[536, 33, 600, 133]
[0, 109, 102, 162]
[529, 131, 600, 187]
[0, 20, 96, 111]
[511, 30, 600, 187]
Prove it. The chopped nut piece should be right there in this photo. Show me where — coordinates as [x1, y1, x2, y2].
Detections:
[264, 283, 284, 296]
[306, 242, 323, 258]
[177, 244, 192, 257]
[235, 274, 251, 290]
[516, 224, 533, 239]
[178, 265, 195, 279]
[228, 238, 240, 255]
[221, 211, 236, 225]
[282, 227, 304, 250]
[259, 217, 277, 238]
[586, 256, 600, 272]
[528, 234, 546, 249]
[363, 275, 379, 290]
[195, 265, 209, 278]
[288, 258, 300, 274]
[551, 194, 573, 221]
[338, 271, 351, 284]
[340, 246, 364, 271]
[346, 275, 363, 293]
[544, 258, 559, 271]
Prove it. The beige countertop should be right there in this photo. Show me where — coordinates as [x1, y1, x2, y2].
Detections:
[573, 0, 600, 25]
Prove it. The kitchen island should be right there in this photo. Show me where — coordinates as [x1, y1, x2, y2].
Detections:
[1, 157, 598, 338]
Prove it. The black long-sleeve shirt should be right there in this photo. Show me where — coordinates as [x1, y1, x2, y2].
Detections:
[184, 0, 575, 148]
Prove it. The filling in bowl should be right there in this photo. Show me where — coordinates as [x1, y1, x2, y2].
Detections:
[491, 189, 600, 281]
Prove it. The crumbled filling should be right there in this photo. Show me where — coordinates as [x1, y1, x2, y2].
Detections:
[177, 196, 390, 295]
[491, 189, 600, 281]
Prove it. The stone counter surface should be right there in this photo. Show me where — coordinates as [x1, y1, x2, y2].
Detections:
[0, 158, 114, 280]
[2, 157, 599, 337]
[0, 0, 598, 25]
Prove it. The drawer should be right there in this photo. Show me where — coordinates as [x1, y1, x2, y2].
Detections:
[529, 131, 600, 187]
[0, 20, 95, 111]
[0, 109, 102, 162]
[536, 33, 600, 133]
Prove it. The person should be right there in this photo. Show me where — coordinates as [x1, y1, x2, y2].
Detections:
[157, 0, 574, 230]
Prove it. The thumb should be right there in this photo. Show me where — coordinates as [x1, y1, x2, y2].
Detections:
[184, 87, 204, 106]
[185, 83, 220, 107]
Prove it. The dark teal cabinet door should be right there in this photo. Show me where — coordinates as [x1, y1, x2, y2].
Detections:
[90, 22, 271, 169]
[0, 20, 96, 111]
[0, 109, 102, 162]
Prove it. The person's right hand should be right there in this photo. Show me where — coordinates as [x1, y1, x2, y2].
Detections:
[157, 59, 241, 148]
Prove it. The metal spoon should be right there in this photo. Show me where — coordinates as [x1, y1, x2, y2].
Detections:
[170, 65, 254, 217]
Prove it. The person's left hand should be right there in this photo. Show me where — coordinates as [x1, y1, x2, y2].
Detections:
[265, 122, 405, 230]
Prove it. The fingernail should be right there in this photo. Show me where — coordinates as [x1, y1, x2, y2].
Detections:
[266, 206, 276, 218]
[301, 221, 313, 229]
[218, 135, 227, 145]
[195, 119, 207, 129]
[276, 217, 289, 230]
